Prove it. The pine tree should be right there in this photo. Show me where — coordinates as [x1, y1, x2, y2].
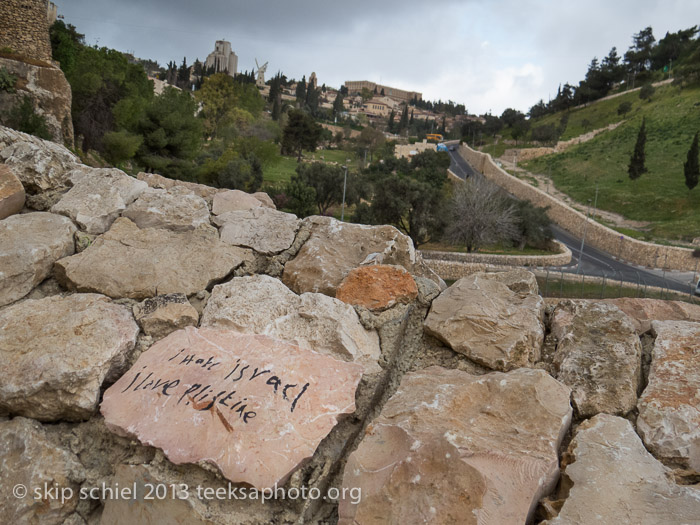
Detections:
[684, 131, 699, 191]
[628, 118, 647, 181]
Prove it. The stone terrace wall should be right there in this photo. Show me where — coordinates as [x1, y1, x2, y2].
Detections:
[459, 144, 698, 271]
[421, 240, 571, 269]
[0, 0, 53, 63]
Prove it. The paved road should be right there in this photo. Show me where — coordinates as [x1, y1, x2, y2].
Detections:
[446, 146, 699, 296]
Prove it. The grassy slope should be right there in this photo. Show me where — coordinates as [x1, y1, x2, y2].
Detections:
[262, 148, 359, 188]
[522, 83, 700, 242]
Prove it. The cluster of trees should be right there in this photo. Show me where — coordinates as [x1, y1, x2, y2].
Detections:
[529, 25, 700, 119]
[49, 20, 275, 187]
[446, 177, 551, 252]
[410, 97, 466, 117]
[277, 148, 553, 253]
[387, 104, 450, 139]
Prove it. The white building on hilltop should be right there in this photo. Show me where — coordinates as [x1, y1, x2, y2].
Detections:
[205, 40, 238, 76]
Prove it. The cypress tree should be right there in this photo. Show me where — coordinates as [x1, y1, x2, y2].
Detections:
[295, 76, 306, 105]
[684, 131, 699, 191]
[628, 118, 647, 181]
[399, 104, 408, 132]
[271, 95, 281, 121]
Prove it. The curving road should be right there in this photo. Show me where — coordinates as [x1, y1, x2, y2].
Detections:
[446, 146, 700, 296]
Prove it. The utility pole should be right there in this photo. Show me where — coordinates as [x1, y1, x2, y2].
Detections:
[592, 182, 599, 218]
[576, 199, 592, 274]
[341, 162, 349, 221]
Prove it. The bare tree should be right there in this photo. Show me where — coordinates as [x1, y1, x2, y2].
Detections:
[445, 177, 519, 252]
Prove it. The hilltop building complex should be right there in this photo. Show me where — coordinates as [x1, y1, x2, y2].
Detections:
[344, 80, 422, 103]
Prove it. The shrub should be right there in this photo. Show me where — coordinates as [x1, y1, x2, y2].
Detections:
[617, 101, 632, 116]
[639, 84, 655, 101]
[0, 67, 17, 93]
[6, 96, 51, 140]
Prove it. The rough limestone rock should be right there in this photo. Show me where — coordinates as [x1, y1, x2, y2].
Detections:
[54, 217, 252, 300]
[637, 320, 700, 471]
[51, 168, 148, 233]
[0, 418, 85, 525]
[338, 367, 572, 524]
[136, 172, 222, 205]
[0, 164, 25, 219]
[100, 465, 214, 525]
[122, 187, 210, 232]
[252, 191, 276, 209]
[0, 58, 74, 147]
[549, 300, 641, 418]
[604, 297, 700, 334]
[0, 294, 139, 421]
[424, 272, 545, 371]
[543, 414, 700, 524]
[336, 264, 418, 311]
[201, 275, 382, 374]
[212, 189, 264, 215]
[133, 293, 199, 340]
[484, 267, 540, 295]
[0, 126, 81, 209]
[0, 211, 76, 307]
[101, 326, 364, 489]
[213, 207, 300, 254]
[282, 216, 419, 296]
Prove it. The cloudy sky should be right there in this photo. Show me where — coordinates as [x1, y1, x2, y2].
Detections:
[58, 0, 699, 115]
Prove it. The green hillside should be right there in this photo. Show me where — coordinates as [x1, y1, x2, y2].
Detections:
[522, 82, 700, 242]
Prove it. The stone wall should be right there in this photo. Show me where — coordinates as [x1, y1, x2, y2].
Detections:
[395, 140, 436, 159]
[0, 0, 53, 63]
[3, 128, 700, 524]
[421, 240, 571, 269]
[505, 122, 624, 163]
[458, 144, 698, 271]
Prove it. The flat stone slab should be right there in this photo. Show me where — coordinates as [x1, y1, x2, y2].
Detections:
[424, 271, 545, 371]
[212, 189, 264, 215]
[335, 264, 418, 311]
[54, 217, 252, 299]
[543, 414, 700, 524]
[122, 187, 211, 232]
[604, 297, 700, 334]
[51, 168, 147, 233]
[0, 211, 76, 307]
[213, 207, 300, 254]
[637, 320, 700, 472]
[282, 216, 418, 296]
[338, 367, 572, 524]
[0, 164, 25, 219]
[0, 294, 139, 421]
[550, 300, 641, 418]
[100, 326, 364, 489]
[136, 172, 221, 205]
